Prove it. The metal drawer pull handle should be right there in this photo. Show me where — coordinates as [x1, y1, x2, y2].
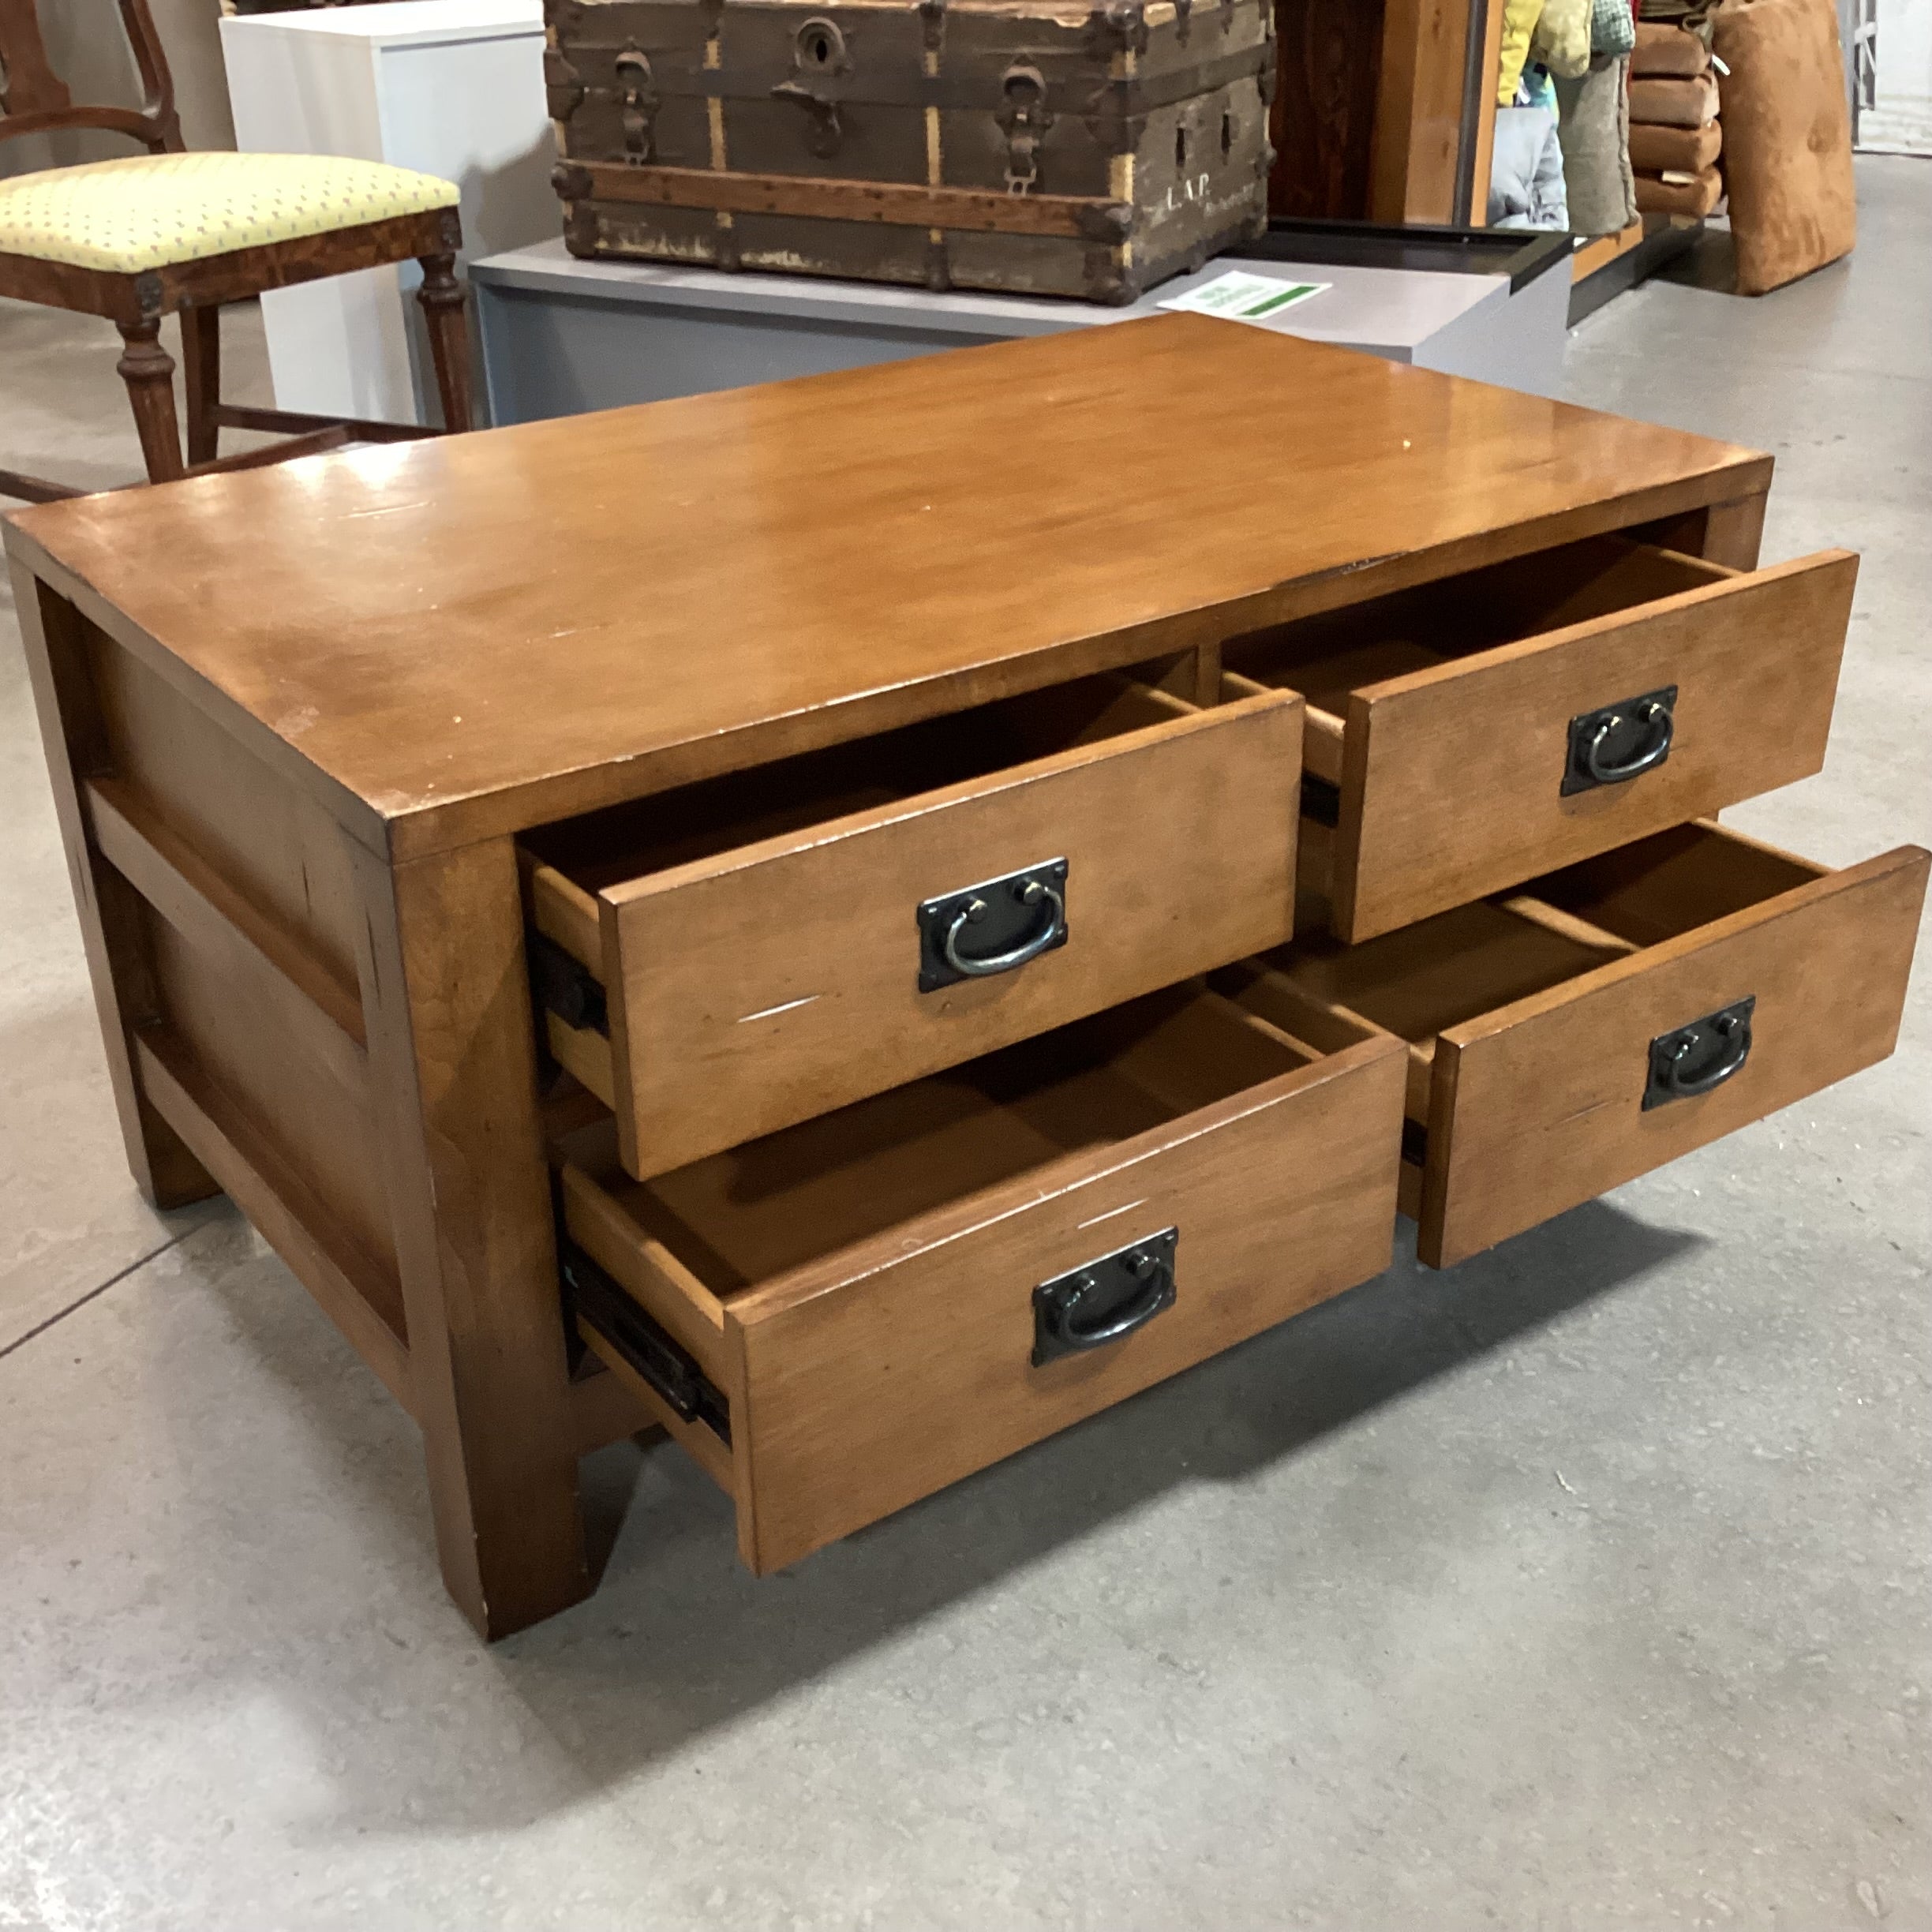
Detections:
[1586, 699, 1674, 783]
[1563, 685, 1678, 796]
[1643, 996, 1755, 1110]
[943, 877, 1065, 979]
[1032, 1228, 1178, 1367]
[916, 856, 1069, 993]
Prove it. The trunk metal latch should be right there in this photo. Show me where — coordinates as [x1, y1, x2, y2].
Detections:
[998, 62, 1053, 193]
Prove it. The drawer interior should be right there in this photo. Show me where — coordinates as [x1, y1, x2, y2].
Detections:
[522, 672, 1193, 901]
[1224, 536, 1728, 752]
[1228, 823, 1828, 1118]
[560, 980, 1316, 1303]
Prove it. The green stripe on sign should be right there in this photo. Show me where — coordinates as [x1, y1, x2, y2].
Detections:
[1241, 283, 1318, 317]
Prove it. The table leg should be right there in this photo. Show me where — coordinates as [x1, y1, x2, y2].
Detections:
[351, 835, 590, 1638]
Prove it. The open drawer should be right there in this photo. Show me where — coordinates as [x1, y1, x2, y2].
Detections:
[1223, 534, 1858, 942]
[1219, 823, 1927, 1269]
[521, 672, 1302, 1180]
[555, 981, 1406, 1574]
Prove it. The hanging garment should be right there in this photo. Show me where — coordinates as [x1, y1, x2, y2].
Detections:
[1591, 0, 1635, 56]
[1554, 51, 1638, 234]
[1488, 106, 1571, 228]
[1530, 0, 1592, 78]
[1518, 63, 1559, 112]
[1498, 0, 1547, 105]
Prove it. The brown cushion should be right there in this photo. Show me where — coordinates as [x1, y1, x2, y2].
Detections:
[1714, 0, 1856, 294]
[1628, 73, 1720, 125]
[1629, 121, 1723, 171]
[1634, 167, 1724, 216]
[1631, 21, 1710, 75]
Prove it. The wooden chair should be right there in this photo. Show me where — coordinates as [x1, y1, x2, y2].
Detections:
[0, 0, 474, 503]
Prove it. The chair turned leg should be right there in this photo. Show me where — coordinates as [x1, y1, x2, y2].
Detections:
[181, 305, 221, 467]
[115, 318, 185, 485]
[415, 253, 474, 434]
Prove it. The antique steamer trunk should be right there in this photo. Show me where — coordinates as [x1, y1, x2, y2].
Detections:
[545, 0, 1275, 301]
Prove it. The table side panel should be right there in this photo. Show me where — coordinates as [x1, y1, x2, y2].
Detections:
[142, 901, 402, 1303]
[84, 621, 370, 1014]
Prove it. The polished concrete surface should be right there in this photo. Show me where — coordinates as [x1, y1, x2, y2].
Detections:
[3, 163, 1928, 1930]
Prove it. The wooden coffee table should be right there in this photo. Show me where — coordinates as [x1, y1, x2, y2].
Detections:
[9, 316, 1922, 1637]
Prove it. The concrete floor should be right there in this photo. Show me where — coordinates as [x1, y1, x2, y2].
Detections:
[2, 160, 1928, 1931]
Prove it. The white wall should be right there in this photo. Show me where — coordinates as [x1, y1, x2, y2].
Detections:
[1862, 0, 1932, 150]
[2, 0, 234, 174]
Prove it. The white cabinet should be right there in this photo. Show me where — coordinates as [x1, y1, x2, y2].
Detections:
[219, 0, 552, 425]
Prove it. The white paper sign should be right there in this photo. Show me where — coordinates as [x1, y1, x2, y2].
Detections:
[1156, 271, 1331, 324]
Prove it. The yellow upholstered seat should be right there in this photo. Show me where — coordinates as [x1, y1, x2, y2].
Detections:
[0, 150, 459, 275]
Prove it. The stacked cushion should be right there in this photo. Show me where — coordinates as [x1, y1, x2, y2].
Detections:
[1628, 23, 1721, 219]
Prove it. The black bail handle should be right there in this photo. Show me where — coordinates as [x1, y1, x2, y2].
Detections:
[1644, 996, 1754, 1110]
[1032, 1228, 1178, 1367]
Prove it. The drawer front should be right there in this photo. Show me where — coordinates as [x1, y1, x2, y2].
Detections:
[598, 689, 1301, 1178]
[727, 1032, 1402, 1573]
[1417, 843, 1928, 1267]
[1334, 550, 1856, 942]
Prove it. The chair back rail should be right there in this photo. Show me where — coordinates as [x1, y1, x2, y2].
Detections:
[0, 0, 183, 153]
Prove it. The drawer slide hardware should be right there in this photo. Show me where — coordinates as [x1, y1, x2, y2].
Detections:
[561, 1241, 732, 1443]
[530, 930, 610, 1036]
[917, 856, 1069, 993]
[1643, 995, 1754, 1110]
[1032, 1226, 1178, 1367]
[1563, 685, 1677, 796]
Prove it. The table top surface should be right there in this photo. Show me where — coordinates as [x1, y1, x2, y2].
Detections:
[6, 314, 1769, 859]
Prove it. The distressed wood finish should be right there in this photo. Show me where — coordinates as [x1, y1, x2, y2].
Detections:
[1247, 825, 1930, 1269]
[561, 986, 1407, 1574]
[549, 0, 1275, 303]
[6, 316, 1773, 859]
[1229, 536, 1856, 940]
[530, 677, 1302, 1178]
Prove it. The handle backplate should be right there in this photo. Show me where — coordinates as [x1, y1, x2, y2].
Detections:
[1643, 995, 1755, 1110]
[1563, 684, 1678, 796]
[918, 856, 1069, 992]
[1032, 1226, 1178, 1367]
